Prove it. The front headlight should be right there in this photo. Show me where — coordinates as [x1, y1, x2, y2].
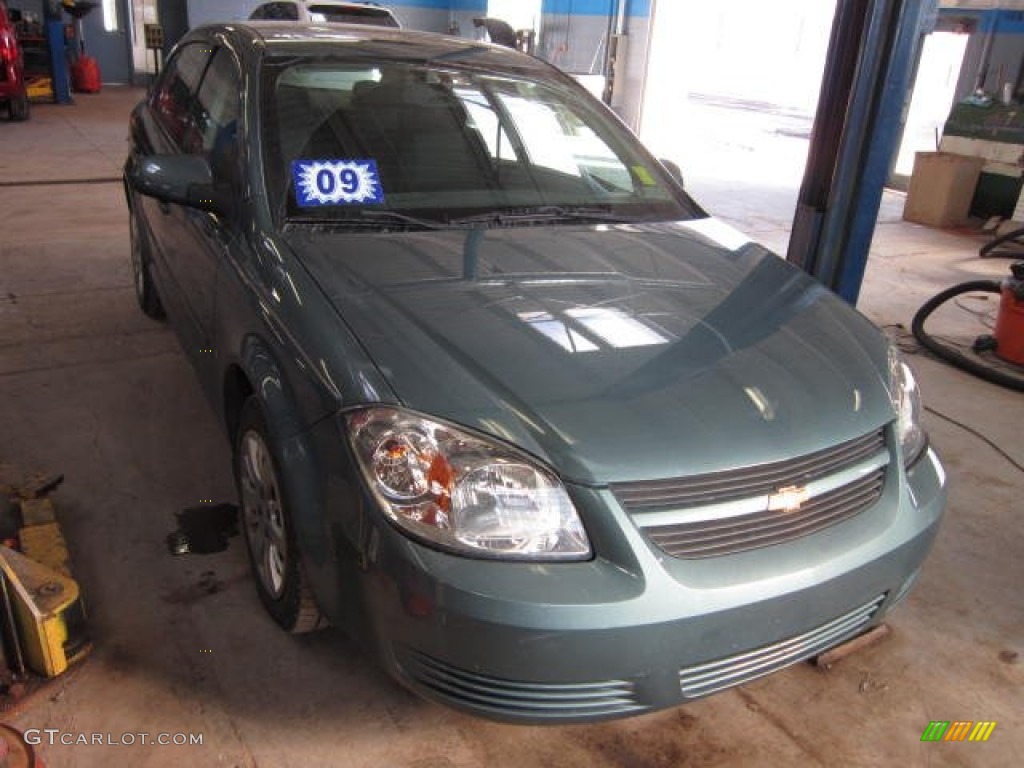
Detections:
[889, 349, 927, 467]
[345, 406, 591, 560]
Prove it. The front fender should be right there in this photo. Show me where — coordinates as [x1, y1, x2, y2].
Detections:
[235, 333, 338, 590]
[217, 229, 398, 627]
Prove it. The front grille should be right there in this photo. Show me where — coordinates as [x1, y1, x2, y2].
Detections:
[398, 649, 648, 721]
[613, 429, 885, 512]
[614, 428, 889, 558]
[646, 468, 885, 558]
[679, 593, 886, 699]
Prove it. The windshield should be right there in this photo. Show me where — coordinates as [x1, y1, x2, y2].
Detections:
[261, 57, 697, 228]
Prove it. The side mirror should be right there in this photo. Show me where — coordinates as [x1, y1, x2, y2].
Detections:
[126, 154, 231, 216]
[660, 158, 684, 188]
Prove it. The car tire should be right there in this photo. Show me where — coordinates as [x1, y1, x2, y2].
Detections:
[129, 208, 165, 320]
[8, 93, 29, 122]
[235, 396, 325, 634]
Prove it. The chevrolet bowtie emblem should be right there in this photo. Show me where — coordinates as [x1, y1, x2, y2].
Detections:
[768, 485, 811, 513]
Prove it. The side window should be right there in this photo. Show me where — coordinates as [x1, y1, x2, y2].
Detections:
[193, 49, 242, 180]
[151, 43, 212, 150]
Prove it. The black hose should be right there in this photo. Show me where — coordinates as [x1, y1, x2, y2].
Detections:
[911, 280, 1024, 391]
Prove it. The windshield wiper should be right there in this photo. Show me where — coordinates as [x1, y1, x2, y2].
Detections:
[287, 209, 446, 231]
[287, 206, 638, 231]
[448, 205, 635, 227]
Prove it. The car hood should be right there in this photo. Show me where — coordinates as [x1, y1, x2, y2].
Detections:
[289, 219, 895, 484]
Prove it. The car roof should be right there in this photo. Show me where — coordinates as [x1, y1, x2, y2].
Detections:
[189, 22, 552, 76]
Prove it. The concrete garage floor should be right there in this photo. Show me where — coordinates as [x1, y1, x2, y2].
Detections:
[0, 87, 1021, 768]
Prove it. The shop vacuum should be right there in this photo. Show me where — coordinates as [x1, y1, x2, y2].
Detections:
[993, 263, 1024, 365]
[912, 262, 1024, 390]
[63, 0, 100, 94]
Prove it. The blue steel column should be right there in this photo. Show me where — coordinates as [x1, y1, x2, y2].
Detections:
[787, 0, 875, 286]
[46, 19, 72, 104]
[787, 0, 938, 305]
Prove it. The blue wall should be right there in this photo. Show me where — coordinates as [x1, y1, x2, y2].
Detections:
[537, 0, 652, 127]
[946, 8, 1024, 101]
[542, 0, 649, 18]
[388, 0, 483, 9]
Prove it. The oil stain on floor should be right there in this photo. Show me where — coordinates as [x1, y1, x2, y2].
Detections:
[166, 503, 239, 555]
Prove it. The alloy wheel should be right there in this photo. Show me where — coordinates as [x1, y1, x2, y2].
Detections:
[238, 430, 288, 598]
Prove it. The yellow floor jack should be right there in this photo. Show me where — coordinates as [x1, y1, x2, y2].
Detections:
[0, 473, 90, 683]
[0, 472, 89, 766]
[0, 547, 89, 680]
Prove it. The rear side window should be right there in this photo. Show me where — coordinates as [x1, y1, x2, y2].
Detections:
[151, 43, 212, 149]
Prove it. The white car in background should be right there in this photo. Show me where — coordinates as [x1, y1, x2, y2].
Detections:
[248, 1, 400, 27]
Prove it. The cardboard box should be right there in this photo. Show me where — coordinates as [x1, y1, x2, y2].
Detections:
[903, 151, 985, 227]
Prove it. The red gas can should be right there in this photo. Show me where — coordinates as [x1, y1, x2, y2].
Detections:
[993, 265, 1024, 365]
[71, 55, 101, 93]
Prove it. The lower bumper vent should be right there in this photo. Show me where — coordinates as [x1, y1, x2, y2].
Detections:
[398, 649, 648, 721]
[679, 593, 887, 698]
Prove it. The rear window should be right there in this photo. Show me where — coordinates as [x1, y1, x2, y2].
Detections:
[307, 5, 398, 26]
[250, 2, 300, 20]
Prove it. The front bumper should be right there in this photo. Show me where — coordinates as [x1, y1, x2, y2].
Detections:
[342, 447, 946, 723]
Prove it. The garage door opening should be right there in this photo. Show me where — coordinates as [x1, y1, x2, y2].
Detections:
[639, 0, 836, 190]
[893, 24, 971, 182]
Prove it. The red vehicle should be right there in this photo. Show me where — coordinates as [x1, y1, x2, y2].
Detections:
[0, 0, 29, 121]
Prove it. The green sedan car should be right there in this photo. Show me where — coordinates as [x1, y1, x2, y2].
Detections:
[124, 22, 946, 723]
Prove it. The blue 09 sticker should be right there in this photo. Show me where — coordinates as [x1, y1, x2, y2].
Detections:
[292, 159, 384, 206]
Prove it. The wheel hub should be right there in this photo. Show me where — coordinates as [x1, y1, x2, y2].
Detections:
[239, 430, 288, 598]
